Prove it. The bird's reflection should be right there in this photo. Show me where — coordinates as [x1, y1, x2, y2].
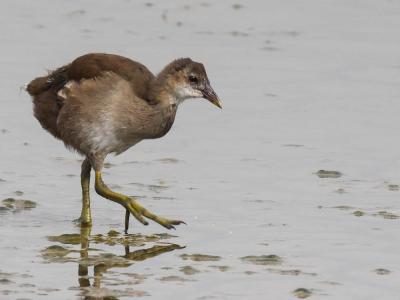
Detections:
[76, 227, 184, 299]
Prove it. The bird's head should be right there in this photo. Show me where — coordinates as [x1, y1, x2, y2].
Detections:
[159, 58, 222, 108]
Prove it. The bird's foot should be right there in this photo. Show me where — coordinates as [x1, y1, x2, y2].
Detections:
[125, 198, 185, 230]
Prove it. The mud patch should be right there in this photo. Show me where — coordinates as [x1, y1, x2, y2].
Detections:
[240, 255, 282, 266]
[315, 170, 342, 178]
[333, 205, 354, 211]
[180, 254, 221, 262]
[293, 288, 312, 298]
[353, 210, 365, 217]
[232, 4, 243, 10]
[1, 198, 37, 212]
[156, 158, 181, 164]
[266, 269, 316, 276]
[373, 268, 390, 275]
[335, 188, 346, 194]
[179, 266, 201, 275]
[209, 265, 230, 272]
[373, 211, 399, 220]
[158, 275, 194, 283]
[387, 184, 399, 191]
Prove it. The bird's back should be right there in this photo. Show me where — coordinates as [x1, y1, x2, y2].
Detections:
[67, 53, 154, 100]
[27, 53, 155, 139]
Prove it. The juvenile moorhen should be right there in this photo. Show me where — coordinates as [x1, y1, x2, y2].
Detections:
[27, 53, 221, 232]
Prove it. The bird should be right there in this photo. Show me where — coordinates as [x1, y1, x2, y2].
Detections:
[26, 53, 221, 233]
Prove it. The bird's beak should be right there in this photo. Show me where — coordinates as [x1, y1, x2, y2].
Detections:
[202, 83, 222, 109]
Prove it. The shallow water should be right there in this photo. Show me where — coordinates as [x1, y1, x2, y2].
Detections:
[1, 0, 400, 299]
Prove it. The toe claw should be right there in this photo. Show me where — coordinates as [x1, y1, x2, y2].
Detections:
[172, 220, 186, 225]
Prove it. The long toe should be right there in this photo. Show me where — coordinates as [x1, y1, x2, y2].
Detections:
[127, 197, 184, 229]
[148, 216, 185, 230]
[126, 201, 149, 226]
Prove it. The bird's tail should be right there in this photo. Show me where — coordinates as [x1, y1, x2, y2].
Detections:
[26, 65, 70, 96]
[26, 65, 70, 139]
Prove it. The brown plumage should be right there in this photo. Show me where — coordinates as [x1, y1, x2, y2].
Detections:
[27, 53, 221, 232]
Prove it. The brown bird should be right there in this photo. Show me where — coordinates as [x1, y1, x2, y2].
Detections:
[27, 53, 221, 232]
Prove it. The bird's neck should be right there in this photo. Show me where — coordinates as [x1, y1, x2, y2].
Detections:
[147, 71, 184, 107]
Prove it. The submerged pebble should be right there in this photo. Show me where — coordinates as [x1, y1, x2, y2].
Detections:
[232, 3, 243, 10]
[353, 210, 365, 217]
[387, 184, 399, 191]
[315, 170, 342, 178]
[209, 265, 230, 272]
[293, 288, 312, 298]
[374, 268, 390, 275]
[180, 254, 221, 262]
[0, 278, 14, 285]
[240, 255, 282, 266]
[374, 211, 399, 220]
[1, 198, 37, 211]
[158, 275, 193, 282]
[156, 158, 180, 163]
[334, 205, 354, 211]
[179, 266, 201, 275]
[266, 269, 316, 276]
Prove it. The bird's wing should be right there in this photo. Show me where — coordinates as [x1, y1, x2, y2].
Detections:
[66, 53, 155, 99]
[57, 71, 135, 106]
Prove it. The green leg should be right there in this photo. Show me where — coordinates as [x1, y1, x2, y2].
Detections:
[94, 171, 184, 230]
[125, 209, 130, 234]
[79, 158, 92, 226]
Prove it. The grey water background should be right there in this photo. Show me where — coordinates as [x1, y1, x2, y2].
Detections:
[1, 0, 400, 299]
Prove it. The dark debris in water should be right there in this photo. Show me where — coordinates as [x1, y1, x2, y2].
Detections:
[293, 288, 312, 298]
[180, 254, 221, 262]
[240, 255, 282, 266]
[353, 210, 365, 217]
[374, 268, 391, 275]
[0, 278, 14, 285]
[209, 265, 230, 272]
[333, 205, 354, 211]
[315, 170, 342, 178]
[387, 184, 399, 191]
[373, 211, 399, 220]
[232, 3, 243, 10]
[266, 268, 316, 276]
[0, 198, 37, 212]
[179, 266, 201, 275]
[158, 275, 194, 283]
[156, 158, 181, 164]
[335, 188, 346, 194]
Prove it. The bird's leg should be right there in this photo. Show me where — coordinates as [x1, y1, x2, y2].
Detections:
[125, 210, 130, 234]
[94, 171, 185, 230]
[79, 158, 92, 226]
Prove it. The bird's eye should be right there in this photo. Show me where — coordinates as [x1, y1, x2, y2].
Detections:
[189, 75, 198, 83]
